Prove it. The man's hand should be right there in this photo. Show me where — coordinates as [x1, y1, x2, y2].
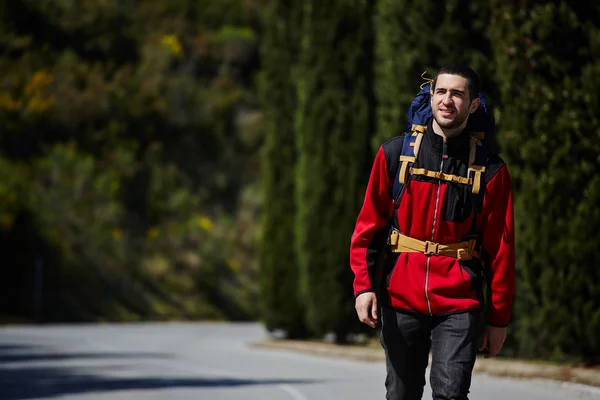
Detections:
[355, 292, 378, 328]
[479, 325, 507, 358]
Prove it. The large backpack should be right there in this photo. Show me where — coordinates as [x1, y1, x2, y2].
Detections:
[391, 82, 496, 217]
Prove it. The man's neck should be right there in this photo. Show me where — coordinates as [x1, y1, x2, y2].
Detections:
[432, 119, 467, 141]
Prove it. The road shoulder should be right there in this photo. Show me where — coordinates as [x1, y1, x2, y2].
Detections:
[250, 339, 600, 388]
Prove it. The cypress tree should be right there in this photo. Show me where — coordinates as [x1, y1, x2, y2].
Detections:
[373, 0, 494, 151]
[258, 1, 307, 338]
[489, 1, 600, 364]
[294, 0, 375, 340]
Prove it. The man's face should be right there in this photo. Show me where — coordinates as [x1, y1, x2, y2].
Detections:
[430, 74, 479, 130]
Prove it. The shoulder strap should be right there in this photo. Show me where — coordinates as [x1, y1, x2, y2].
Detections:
[468, 131, 494, 228]
[390, 127, 490, 216]
[467, 131, 487, 195]
[391, 125, 426, 208]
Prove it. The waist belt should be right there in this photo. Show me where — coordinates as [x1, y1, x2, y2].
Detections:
[389, 230, 479, 261]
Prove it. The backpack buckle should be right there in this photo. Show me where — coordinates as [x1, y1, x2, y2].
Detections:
[457, 248, 470, 261]
[424, 241, 439, 256]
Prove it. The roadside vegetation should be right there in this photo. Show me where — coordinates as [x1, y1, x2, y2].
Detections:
[1, 0, 598, 367]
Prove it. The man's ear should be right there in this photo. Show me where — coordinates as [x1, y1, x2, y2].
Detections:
[469, 97, 481, 114]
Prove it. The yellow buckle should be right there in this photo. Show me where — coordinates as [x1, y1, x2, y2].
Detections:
[456, 248, 470, 261]
[424, 241, 439, 256]
[456, 240, 477, 261]
[390, 230, 399, 246]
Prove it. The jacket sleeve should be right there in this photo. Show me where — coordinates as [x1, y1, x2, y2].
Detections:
[349, 146, 393, 297]
[478, 165, 516, 326]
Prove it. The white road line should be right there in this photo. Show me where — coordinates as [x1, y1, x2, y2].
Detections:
[278, 384, 310, 400]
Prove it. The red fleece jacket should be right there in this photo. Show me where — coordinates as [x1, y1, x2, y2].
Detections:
[350, 130, 516, 326]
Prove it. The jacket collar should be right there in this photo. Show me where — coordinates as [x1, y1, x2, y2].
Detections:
[424, 117, 471, 156]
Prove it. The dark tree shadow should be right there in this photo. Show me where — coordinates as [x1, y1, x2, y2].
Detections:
[0, 344, 167, 364]
[0, 343, 318, 399]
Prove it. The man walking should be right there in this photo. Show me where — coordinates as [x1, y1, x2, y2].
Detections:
[349, 64, 515, 399]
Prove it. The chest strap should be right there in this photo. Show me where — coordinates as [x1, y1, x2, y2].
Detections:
[389, 230, 479, 261]
[410, 168, 472, 185]
[398, 128, 486, 194]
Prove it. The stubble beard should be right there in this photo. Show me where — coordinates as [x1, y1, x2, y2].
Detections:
[433, 108, 469, 130]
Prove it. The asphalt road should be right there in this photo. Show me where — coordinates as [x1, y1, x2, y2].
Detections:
[0, 322, 599, 400]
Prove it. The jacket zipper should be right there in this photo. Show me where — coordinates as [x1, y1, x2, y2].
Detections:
[425, 141, 447, 316]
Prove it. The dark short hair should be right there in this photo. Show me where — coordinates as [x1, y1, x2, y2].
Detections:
[432, 64, 480, 101]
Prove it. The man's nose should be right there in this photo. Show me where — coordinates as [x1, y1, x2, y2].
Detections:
[443, 93, 453, 104]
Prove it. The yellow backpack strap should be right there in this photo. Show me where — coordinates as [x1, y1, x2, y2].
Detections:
[412, 124, 427, 134]
[398, 126, 426, 184]
[413, 130, 424, 159]
[410, 169, 472, 185]
[468, 132, 486, 194]
[468, 165, 486, 194]
[399, 156, 415, 184]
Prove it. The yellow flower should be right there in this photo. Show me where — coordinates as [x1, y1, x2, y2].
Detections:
[0, 92, 22, 111]
[0, 71, 54, 112]
[161, 34, 183, 57]
[195, 216, 213, 232]
[23, 71, 55, 113]
[112, 229, 122, 240]
[147, 227, 159, 240]
[24, 71, 53, 96]
[228, 260, 240, 272]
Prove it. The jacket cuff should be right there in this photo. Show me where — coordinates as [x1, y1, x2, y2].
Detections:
[487, 321, 509, 328]
[488, 308, 511, 327]
[355, 289, 374, 298]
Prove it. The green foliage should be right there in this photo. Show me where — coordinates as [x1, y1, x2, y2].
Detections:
[489, 1, 600, 364]
[0, 0, 262, 322]
[258, 1, 307, 338]
[373, 0, 494, 150]
[2, 0, 600, 366]
[294, 0, 375, 340]
[0, 157, 27, 230]
[28, 144, 135, 320]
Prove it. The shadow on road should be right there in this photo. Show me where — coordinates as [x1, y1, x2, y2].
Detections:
[0, 344, 167, 364]
[0, 343, 317, 399]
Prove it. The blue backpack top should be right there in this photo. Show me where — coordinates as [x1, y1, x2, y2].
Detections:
[392, 82, 496, 207]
